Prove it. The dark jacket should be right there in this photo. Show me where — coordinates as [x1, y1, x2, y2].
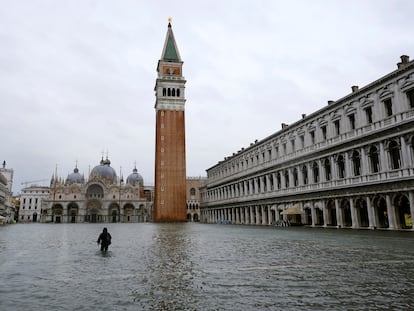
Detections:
[97, 230, 111, 246]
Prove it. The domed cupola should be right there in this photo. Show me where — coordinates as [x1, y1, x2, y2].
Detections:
[126, 166, 144, 187]
[66, 166, 84, 185]
[90, 157, 117, 184]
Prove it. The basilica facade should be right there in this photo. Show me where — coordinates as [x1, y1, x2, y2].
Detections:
[41, 157, 153, 223]
[200, 55, 414, 230]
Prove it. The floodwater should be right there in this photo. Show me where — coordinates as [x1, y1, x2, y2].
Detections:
[1, 224, 414, 310]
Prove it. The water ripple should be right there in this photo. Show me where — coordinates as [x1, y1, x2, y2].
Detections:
[1, 224, 414, 310]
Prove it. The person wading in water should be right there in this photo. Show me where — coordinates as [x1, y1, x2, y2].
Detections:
[97, 227, 111, 252]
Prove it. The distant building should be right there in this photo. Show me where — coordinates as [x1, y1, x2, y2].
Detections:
[0, 161, 14, 223]
[19, 185, 50, 223]
[41, 157, 153, 223]
[201, 55, 414, 230]
[186, 177, 207, 222]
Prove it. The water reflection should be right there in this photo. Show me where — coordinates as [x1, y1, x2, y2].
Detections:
[134, 224, 197, 310]
[0, 224, 414, 310]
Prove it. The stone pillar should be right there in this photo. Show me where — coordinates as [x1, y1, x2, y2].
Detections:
[309, 163, 314, 184]
[335, 199, 343, 228]
[318, 159, 323, 183]
[267, 205, 272, 225]
[400, 136, 409, 168]
[362, 147, 370, 176]
[367, 196, 376, 229]
[275, 207, 280, 221]
[344, 152, 350, 179]
[331, 156, 338, 180]
[259, 177, 264, 193]
[350, 198, 359, 229]
[311, 202, 316, 227]
[281, 172, 286, 189]
[297, 165, 304, 185]
[261, 206, 267, 225]
[322, 201, 328, 227]
[386, 194, 396, 229]
[320, 160, 326, 182]
[379, 142, 388, 172]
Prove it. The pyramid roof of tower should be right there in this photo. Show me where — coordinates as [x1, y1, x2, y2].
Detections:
[161, 23, 181, 62]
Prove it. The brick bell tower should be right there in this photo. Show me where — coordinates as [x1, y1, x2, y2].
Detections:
[153, 20, 187, 222]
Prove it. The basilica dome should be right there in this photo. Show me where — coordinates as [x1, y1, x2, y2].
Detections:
[90, 158, 117, 182]
[67, 167, 83, 184]
[126, 167, 144, 186]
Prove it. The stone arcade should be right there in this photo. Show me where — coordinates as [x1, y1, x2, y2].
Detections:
[200, 55, 414, 230]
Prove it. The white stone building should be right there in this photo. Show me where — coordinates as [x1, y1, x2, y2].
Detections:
[41, 157, 153, 223]
[186, 177, 207, 222]
[0, 161, 14, 223]
[201, 55, 414, 230]
[19, 185, 50, 223]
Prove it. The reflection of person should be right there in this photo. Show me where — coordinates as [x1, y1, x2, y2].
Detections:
[97, 227, 111, 252]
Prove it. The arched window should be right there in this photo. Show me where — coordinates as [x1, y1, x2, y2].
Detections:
[177, 88, 180, 97]
[162, 88, 166, 96]
[167, 88, 171, 96]
[337, 155, 345, 179]
[302, 165, 308, 185]
[293, 168, 298, 186]
[389, 140, 401, 169]
[172, 88, 176, 96]
[352, 151, 361, 176]
[324, 159, 331, 181]
[369, 146, 380, 173]
[312, 162, 319, 183]
[270, 174, 274, 190]
[284, 170, 289, 188]
[276, 172, 281, 189]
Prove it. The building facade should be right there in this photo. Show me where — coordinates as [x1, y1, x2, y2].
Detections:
[201, 55, 414, 230]
[153, 22, 187, 222]
[0, 161, 14, 223]
[186, 177, 207, 222]
[41, 157, 153, 223]
[19, 185, 50, 223]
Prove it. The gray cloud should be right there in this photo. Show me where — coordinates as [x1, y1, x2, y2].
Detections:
[1, 0, 414, 193]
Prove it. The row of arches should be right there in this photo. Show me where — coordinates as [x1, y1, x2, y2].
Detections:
[205, 137, 412, 202]
[45, 201, 148, 223]
[201, 192, 413, 230]
[187, 202, 200, 222]
[162, 87, 180, 97]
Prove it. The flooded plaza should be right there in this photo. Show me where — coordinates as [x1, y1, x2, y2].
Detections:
[1, 223, 414, 310]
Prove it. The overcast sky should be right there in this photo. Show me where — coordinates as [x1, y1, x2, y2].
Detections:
[1, 0, 414, 194]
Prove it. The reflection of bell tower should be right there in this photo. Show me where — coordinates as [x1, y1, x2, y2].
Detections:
[153, 21, 187, 222]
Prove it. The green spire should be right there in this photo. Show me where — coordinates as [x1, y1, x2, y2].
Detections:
[161, 22, 181, 62]
[164, 34, 179, 61]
